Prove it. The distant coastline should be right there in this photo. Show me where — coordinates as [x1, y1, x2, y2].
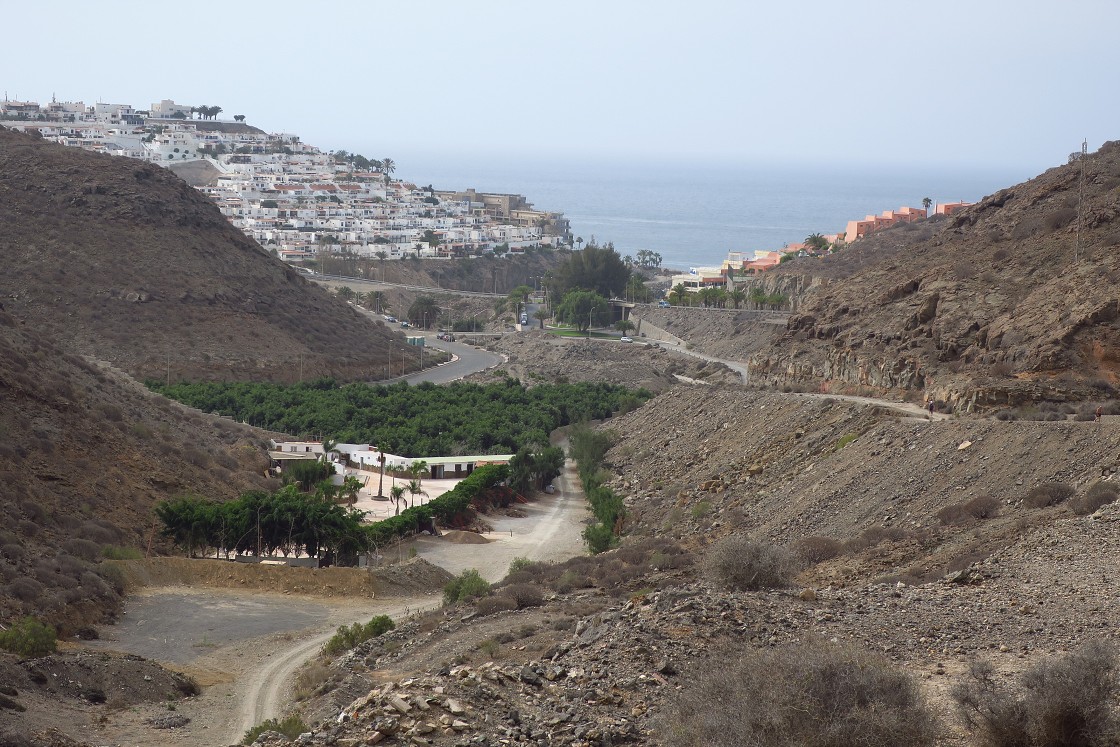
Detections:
[395, 153, 1032, 269]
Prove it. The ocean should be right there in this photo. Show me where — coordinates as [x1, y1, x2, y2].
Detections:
[394, 153, 1034, 270]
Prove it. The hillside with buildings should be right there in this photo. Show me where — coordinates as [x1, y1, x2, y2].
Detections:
[0, 96, 571, 264]
[0, 127, 423, 383]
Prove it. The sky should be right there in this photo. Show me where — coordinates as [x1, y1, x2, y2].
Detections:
[3, 0, 1118, 175]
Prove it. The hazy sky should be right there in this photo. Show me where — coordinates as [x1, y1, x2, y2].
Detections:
[3, 0, 1117, 174]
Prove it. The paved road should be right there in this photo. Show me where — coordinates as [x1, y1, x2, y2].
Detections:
[354, 305, 504, 384]
[397, 334, 504, 384]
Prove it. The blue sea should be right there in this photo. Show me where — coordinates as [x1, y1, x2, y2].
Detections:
[394, 153, 1035, 270]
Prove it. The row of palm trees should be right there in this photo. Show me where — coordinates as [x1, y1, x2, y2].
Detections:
[667, 284, 789, 310]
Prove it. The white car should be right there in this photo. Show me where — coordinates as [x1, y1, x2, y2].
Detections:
[620, 336, 634, 343]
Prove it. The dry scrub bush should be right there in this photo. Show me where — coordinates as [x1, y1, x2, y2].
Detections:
[705, 535, 798, 591]
[660, 641, 939, 747]
[953, 640, 1119, 747]
[498, 583, 545, 609]
[1024, 482, 1075, 509]
[476, 596, 518, 616]
[844, 525, 913, 553]
[938, 495, 1000, 525]
[793, 536, 844, 564]
[1071, 483, 1120, 516]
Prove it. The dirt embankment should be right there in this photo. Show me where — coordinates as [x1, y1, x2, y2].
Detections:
[113, 556, 453, 599]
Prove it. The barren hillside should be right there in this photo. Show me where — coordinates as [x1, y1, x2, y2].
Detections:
[688, 141, 1120, 411]
[0, 305, 282, 635]
[0, 128, 417, 383]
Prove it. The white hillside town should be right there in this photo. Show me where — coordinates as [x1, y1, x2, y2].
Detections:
[1, 95, 571, 263]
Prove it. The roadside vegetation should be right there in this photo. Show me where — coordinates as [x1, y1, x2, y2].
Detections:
[242, 714, 308, 745]
[149, 379, 649, 457]
[322, 614, 394, 656]
[568, 425, 625, 553]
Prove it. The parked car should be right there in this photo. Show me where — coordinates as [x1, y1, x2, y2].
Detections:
[400, 320, 410, 327]
[620, 336, 634, 343]
[385, 315, 397, 322]
[658, 300, 671, 308]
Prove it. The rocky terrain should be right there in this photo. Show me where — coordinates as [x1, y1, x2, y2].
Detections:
[245, 385, 1120, 747]
[737, 141, 1120, 410]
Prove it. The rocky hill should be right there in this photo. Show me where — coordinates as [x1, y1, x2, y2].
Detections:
[736, 141, 1120, 411]
[0, 127, 417, 383]
[0, 305, 279, 635]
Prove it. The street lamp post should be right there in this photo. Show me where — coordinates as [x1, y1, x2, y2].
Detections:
[588, 305, 597, 338]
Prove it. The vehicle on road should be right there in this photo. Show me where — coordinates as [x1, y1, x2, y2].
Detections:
[520, 312, 528, 325]
[385, 315, 397, 323]
[657, 300, 670, 308]
[620, 336, 634, 343]
[400, 320, 410, 328]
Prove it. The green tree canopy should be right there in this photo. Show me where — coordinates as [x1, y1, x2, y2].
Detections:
[556, 290, 609, 333]
[552, 242, 630, 298]
[408, 296, 441, 328]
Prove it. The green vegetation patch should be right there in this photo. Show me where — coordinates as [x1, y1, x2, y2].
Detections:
[0, 616, 57, 658]
[149, 379, 650, 457]
[323, 615, 394, 656]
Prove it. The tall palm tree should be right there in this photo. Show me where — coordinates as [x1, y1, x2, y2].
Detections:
[381, 157, 395, 186]
[406, 479, 427, 508]
[533, 307, 549, 329]
[390, 484, 405, 515]
[669, 283, 687, 306]
[922, 197, 933, 213]
[409, 460, 429, 489]
[364, 290, 385, 312]
[575, 236, 584, 251]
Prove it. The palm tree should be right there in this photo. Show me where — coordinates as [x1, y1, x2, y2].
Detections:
[575, 236, 584, 251]
[364, 290, 385, 312]
[922, 197, 933, 213]
[729, 289, 747, 309]
[319, 438, 338, 465]
[669, 283, 687, 306]
[341, 476, 363, 507]
[390, 484, 405, 515]
[406, 479, 427, 508]
[615, 319, 635, 335]
[805, 233, 829, 253]
[335, 286, 355, 302]
[533, 307, 549, 329]
[381, 157, 395, 186]
[409, 460, 429, 489]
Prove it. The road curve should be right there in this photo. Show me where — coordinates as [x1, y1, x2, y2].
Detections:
[236, 597, 434, 739]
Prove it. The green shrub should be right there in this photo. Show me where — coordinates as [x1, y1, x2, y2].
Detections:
[507, 556, 534, 575]
[705, 535, 798, 591]
[0, 617, 57, 658]
[443, 569, 490, 605]
[322, 615, 394, 656]
[242, 713, 308, 745]
[953, 640, 1119, 746]
[583, 523, 617, 554]
[660, 640, 939, 747]
[101, 545, 142, 560]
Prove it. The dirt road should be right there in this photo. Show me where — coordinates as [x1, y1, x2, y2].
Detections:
[86, 459, 589, 747]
